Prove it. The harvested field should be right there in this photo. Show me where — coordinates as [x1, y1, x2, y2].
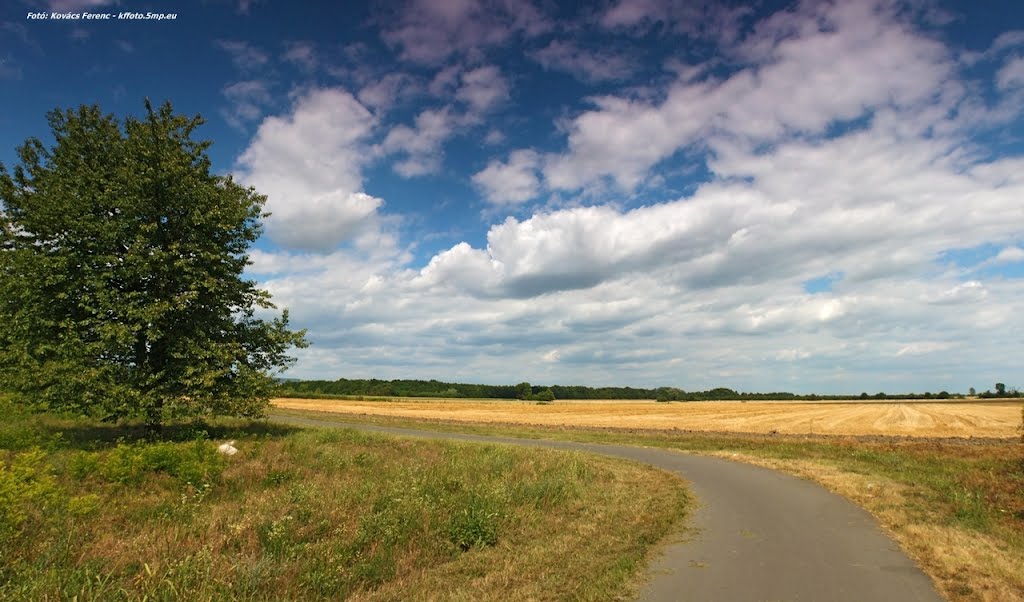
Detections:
[272, 398, 1024, 439]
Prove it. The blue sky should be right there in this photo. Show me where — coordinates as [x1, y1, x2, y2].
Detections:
[2, 0, 1023, 393]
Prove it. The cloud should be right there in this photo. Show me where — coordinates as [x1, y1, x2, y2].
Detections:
[282, 41, 317, 71]
[0, 54, 21, 80]
[544, 0, 952, 192]
[600, 0, 662, 29]
[373, 65, 508, 176]
[530, 40, 636, 83]
[416, 203, 701, 298]
[483, 129, 505, 144]
[989, 30, 1024, 55]
[263, 231, 1024, 389]
[229, 0, 1024, 393]
[428, 64, 462, 96]
[969, 246, 1024, 272]
[472, 150, 541, 205]
[775, 348, 812, 361]
[236, 0, 260, 14]
[220, 79, 273, 131]
[542, 349, 561, 362]
[455, 65, 509, 116]
[895, 342, 954, 357]
[235, 88, 385, 252]
[996, 55, 1024, 90]
[380, 108, 454, 176]
[930, 281, 988, 305]
[424, 106, 1024, 302]
[993, 246, 1024, 264]
[600, 0, 754, 46]
[47, 0, 112, 10]
[542, 90, 705, 191]
[215, 39, 269, 71]
[358, 73, 419, 113]
[380, 0, 550, 65]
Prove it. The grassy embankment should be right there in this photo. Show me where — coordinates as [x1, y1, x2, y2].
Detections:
[272, 405, 1024, 602]
[0, 396, 688, 601]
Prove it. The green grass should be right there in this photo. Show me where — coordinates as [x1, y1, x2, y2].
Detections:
[0, 398, 689, 601]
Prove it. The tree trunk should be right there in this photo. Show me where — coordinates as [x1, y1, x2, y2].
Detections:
[145, 397, 164, 439]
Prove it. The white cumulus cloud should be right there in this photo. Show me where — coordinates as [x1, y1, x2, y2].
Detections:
[380, 107, 455, 176]
[472, 150, 541, 205]
[235, 88, 385, 252]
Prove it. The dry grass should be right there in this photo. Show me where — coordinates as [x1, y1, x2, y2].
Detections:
[273, 397, 1022, 439]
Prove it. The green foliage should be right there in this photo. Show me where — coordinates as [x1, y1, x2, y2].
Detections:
[529, 387, 556, 403]
[655, 387, 686, 402]
[978, 384, 1021, 399]
[0, 449, 61, 544]
[98, 438, 226, 485]
[950, 486, 991, 530]
[66, 452, 101, 479]
[0, 101, 307, 428]
[280, 378, 974, 402]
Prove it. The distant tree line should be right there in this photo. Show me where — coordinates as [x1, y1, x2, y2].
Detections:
[977, 383, 1020, 398]
[275, 378, 1020, 401]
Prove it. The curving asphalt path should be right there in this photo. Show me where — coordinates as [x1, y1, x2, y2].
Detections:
[271, 414, 943, 602]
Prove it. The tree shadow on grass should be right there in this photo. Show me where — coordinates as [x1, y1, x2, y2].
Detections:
[37, 418, 301, 451]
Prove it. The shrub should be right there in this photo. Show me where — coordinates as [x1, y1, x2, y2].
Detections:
[0, 449, 62, 544]
[100, 439, 226, 485]
[530, 388, 555, 403]
[655, 387, 686, 402]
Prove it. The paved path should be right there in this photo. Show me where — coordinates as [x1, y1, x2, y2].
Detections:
[271, 414, 943, 602]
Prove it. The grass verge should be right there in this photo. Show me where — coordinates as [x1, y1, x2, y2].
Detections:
[272, 406, 1024, 602]
[0, 399, 688, 601]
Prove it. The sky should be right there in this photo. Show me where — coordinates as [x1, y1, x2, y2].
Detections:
[1, 0, 1023, 394]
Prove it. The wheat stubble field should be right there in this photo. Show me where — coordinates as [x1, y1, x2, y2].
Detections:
[272, 398, 1022, 439]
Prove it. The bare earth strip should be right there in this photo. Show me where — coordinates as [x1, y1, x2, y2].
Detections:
[272, 398, 1022, 439]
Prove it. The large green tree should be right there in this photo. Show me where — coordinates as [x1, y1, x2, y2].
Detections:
[0, 101, 307, 430]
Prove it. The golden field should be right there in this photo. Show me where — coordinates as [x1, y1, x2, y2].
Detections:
[272, 397, 1024, 439]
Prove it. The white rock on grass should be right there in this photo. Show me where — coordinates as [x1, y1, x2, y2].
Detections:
[217, 440, 238, 456]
